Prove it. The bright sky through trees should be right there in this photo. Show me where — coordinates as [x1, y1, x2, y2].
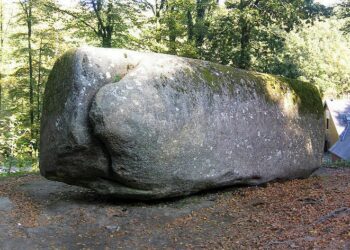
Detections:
[315, 0, 343, 6]
[1, 0, 341, 7]
[56, 0, 343, 7]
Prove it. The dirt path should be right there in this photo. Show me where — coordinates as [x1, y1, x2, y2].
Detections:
[0, 167, 349, 249]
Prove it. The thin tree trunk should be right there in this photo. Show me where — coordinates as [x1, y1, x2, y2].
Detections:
[27, 1, 34, 138]
[187, 9, 194, 41]
[155, 0, 166, 43]
[7, 158, 12, 174]
[20, 0, 35, 159]
[239, 21, 251, 69]
[102, 35, 112, 48]
[238, 0, 251, 69]
[36, 36, 42, 123]
[92, 0, 113, 48]
[155, 0, 161, 42]
[168, 5, 176, 54]
[0, 80, 2, 112]
[0, 0, 3, 112]
[7, 140, 15, 174]
[195, 0, 206, 48]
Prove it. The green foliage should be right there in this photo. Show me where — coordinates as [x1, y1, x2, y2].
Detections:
[323, 158, 350, 168]
[276, 18, 350, 98]
[0, 0, 77, 174]
[140, 0, 218, 57]
[0, 115, 33, 173]
[114, 74, 121, 82]
[0, 170, 39, 179]
[43, 0, 145, 48]
[204, 0, 331, 70]
[338, 0, 350, 33]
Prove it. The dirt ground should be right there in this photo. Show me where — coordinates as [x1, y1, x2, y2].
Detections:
[0, 167, 349, 249]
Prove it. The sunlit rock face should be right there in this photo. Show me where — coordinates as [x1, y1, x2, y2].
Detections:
[40, 47, 324, 199]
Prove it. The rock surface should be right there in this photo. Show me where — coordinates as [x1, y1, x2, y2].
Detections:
[40, 47, 324, 199]
[0, 197, 13, 212]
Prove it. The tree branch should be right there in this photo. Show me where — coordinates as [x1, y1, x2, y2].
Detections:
[42, 2, 100, 36]
[91, 0, 106, 37]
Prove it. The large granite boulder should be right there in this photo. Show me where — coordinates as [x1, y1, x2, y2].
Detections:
[40, 47, 324, 199]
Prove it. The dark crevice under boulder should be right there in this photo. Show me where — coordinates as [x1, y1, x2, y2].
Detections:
[40, 47, 324, 199]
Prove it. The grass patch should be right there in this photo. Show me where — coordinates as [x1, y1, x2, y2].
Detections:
[0, 170, 40, 179]
[322, 159, 350, 168]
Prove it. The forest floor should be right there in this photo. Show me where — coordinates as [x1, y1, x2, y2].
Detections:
[0, 167, 349, 249]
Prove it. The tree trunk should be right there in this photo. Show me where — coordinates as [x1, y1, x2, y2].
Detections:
[167, 5, 176, 54]
[187, 9, 194, 41]
[155, 0, 166, 43]
[0, 78, 2, 112]
[20, 0, 35, 160]
[238, 20, 251, 69]
[27, 1, 34, 140]
[7, 139, 15, 174]
[92, 0, 113, 48]
[155, 0, 161, 43]
[195, 0, 206, 47]
[36, 37, 42, 124]
[238, 0, 251, 69]
[101, 35, 112, 48]
[0, 0, 3, 112]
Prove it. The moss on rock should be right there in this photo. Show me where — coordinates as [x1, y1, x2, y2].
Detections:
[179, 60, 323, 118]
[42, 48, 78, 116]
[253, 73, 323, 118]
